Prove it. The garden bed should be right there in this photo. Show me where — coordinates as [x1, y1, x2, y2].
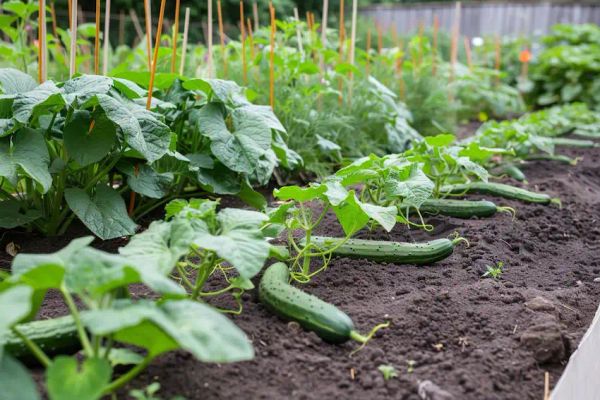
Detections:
[1, 143, 599, 400]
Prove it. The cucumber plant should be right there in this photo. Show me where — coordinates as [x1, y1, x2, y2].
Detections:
[0, 229, 254, 400]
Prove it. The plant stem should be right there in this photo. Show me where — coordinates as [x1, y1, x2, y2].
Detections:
[61, 284, 94, 356]
[103, 354, 154, 394]
[11, 326, 51, 367]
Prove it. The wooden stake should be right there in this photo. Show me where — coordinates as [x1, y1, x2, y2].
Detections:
[365, 27, 371, 76]
[494, 34, 501, 85]
[417, 21, 424, 69]
[319, 0, 328, 74]
[69, 0, 77, 77]
[102, 0, 111, 75]
[450, 1, 461, 82]
[464, 36, 472, 71]
[240, 0, 246, 83]
[94, 0, 100, 74]
[38, 0, 47, 83]
[293, 7, 304, 56]
[269, 2, 275, 109]
[349, 0, 357, 68]
[544, 372, 550, 400]
[50, 2, 58, 41]
[129, 9, 144, 44]
[147, 0, 166, 109]
[432, 14, 439, 75]
[180, 7, 190, 75]
[207, 0, 213, 78]
[376, 22, 382, 54]
[252, 1, 259, 31]
[246, 17, 255, 59]
[170, 0, 180, 73]
[118, 10, 125, 45]
[67, 0, 72, 29]
[144, 0, 152, 70]
[337, 0, 345, 104]
[217, 0, 227, 77]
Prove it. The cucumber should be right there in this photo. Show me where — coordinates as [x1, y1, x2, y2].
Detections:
[402, 199, 513, 219]
[1, 315, 80, 364]
[544, 137, 598, 148]
[501, 164, 526, 182]
[259, 262, 361, 344]
[525, 154, 579, 165]
[305, 236, 460, 264]
[441, 182, 557, 204]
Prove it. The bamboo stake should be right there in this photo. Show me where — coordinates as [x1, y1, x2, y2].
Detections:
[69, 0, 77, 77]
[170, 0, 180, 73]
[179, 7, 190, 75]
[240, 0, 246, 83]
[337, 0, 345, 104]
[494, 34, 501, 85]
[450, 1, 461, 82]
[376, 22, 382, 54]
[305, 11, 312, 31]
[349, 0, 357, 68]
[118, 10, 125, 45]
[252, 1, 259, 31]
[217, 0, 227, 77]
[131, 0, 166, 217]
[365, 27, 371, 77]
[417, 20, 424, 69]
[129, 10, 144, 44]
[432, 14, 439, 75]
[269, 2, 275, 109]
[293, 7, 304, 56]
[464, 36, 472, 71]
[38, 0, 46, 83]
[246, 17, 255, 59]
[544, 372, 550, 400]
[67, 0, 72, 29]
[50, 2, 58, 42]
[319, 0, 328, 77]
[94, 0, 100, 74]
[102, 0, 111, 75]
[207, 0, 214, 78]
[143, 0, 152, 70]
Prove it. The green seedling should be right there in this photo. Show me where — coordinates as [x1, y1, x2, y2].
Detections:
[482, 261, 505, 279]
[378, 365, 398, 381]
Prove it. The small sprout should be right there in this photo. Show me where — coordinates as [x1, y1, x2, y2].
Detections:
[432, 343, 444, 352]
[378, 364, 398, 381]
[482, 261, 504, 280]
[407, 360, 416, 374]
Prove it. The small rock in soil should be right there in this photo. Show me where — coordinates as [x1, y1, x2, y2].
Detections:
[418, 380, 455, 400]
[525, 296, 556, 313]
[520, 319, 567, 363]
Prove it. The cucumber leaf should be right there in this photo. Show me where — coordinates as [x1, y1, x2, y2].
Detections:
[0, 68, 37, 95]
[63, 110, 116, 167]
[0, 285, 33, 335]
[65, 184, 137, 240]
[81, 299, 254, 362]
[0, 200, 42, 229]
[0, 354, 40, 400]
[46, 357, 111, 400]
[0, 128, 51, 193]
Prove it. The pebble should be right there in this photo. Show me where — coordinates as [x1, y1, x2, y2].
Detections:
[418, 380, 455, 400]
[520, 319, 566, 363]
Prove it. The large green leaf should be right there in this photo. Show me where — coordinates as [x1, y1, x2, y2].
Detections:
[0, 68, 37, 95]
[183, 78, 249, 106]
[196, 103, 271, 174]
[194, 160, 241, 195]
[384, 165, 434, 208]
[0, 128, 51, 193]
[118, 162, 173, 199]
[63, 75, 113, 104]
[63, 110, 116, 167]
[0, 285, 33, 336]
[193, 208, 270, 279]
[13, 81, 66, 123]
[65, 184, 137, 240]
[273, 184, 326, 202]
[81, 299, 254, 362]
[0, 354, 40, 400]
[332, 191, 397, 235]
[0, 200, 42, 229]
[46, 357, 111, 400]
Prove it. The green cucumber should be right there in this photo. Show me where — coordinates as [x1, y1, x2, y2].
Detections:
[525, 154, 579, 165]
[501, 164, 526, 182]
[403, 199, 514, 219]
[441, 182, 557, 204]
[544, 137, 598, 148]
[1, 315, 80, 364]
[306, 236, 461, 264]
[259, 262, 366, 344]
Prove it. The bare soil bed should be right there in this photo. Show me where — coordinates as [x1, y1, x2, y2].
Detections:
[1, 143, 599, 400]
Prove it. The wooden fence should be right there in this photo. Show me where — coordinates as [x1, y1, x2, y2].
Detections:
[360, 1, 600, 38]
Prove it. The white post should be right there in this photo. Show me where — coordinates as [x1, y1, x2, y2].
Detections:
[102, 0, 111, 75]
[179, 7, 190, 75]
[293, 7, 304, 56]
[349, 0, 358, 67]
[207, 0, 213, 78]
[39, 0, 47, 82]
[69, 0, 77, 77]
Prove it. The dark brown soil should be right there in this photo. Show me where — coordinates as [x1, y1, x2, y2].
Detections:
[2, 144, 600, 400]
